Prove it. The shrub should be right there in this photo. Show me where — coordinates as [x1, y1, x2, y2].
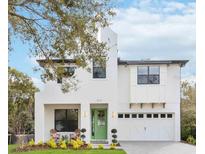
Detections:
[87, 143, 93, 149]
[81, 134, 86, 140]
[60, 141, 67, 149]
[111, 129, 117, 134]
[111, 129, 118, 144]
[81, 128, 86, 133]
[47, 138, 57, 149]
[110, 143, 116, 150]
[98, 144, 104, 149]
[72, 141, 80, 150]
[186, 135, 196, 145]
[37, 140, 43, 146]
[81, 128, 86, 141]
[112, 139, 117, 144]
[28, 139, 35, 146]
[70, 139, 83, 150]
[76, 138, 84, 146]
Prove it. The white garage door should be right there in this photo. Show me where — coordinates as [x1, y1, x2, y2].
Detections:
[117, 113, 175, 141]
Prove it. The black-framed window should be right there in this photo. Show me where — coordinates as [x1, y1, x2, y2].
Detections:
[125, 114, 130, 118]
[160, 114, 166, 118]
[137, 66, 160, 84]
[153, 114, 159, 118]
[138, 114, 144, 118]
[146, 114, 152, 118]
[118, 114, 123, 118]
[63, 67, 75, 76]
[93, 60, 106, 78]
[57, 66, 76, 84]
[132, 114, 137, 118]
[57, 78, 62, 84]
[167, 114, 173, 118]
[55, 109, 78, 132]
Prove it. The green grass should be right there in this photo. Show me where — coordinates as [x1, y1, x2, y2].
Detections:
[9, 145, 126, 154]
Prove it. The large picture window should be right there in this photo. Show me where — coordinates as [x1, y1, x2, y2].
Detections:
[55, 109, 78, 132]
[137, 66, 160, 84]
[93, 60, 106, 78]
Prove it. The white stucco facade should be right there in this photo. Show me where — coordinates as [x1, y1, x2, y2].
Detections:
[35, 27, 187, 143]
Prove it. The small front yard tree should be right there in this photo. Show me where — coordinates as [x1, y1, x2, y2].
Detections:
[111, 129, 118, 144]
[81, 128, 86, 142]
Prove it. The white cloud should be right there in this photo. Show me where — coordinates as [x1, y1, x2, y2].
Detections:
[111, 1, 195, 78]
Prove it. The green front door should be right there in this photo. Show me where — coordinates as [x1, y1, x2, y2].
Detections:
[91, 109, 107, 139]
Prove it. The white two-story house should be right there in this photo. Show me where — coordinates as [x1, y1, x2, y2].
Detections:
[35, 27, 188, 143]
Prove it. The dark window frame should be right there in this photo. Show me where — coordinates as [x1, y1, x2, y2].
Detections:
[93, 60, 106, 79]
[137, 66, 160, 84]
[146, 114, 152, 118]
[132, 114, 137, 118]
[167, 114, 173, 118]
[160, 114, 166, 118]
[55, 109, 78, 132]
[125, 114, 130, 118]
[138, 114, 144, 118]
[153, 114, 159, 118]
[57, 66, 76, 84]
[118, 114, 123, 118]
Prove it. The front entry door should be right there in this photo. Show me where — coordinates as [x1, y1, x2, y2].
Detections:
[91, 109, 107, 139]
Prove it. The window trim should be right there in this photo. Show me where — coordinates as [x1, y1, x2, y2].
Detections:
[125, 114, 130, 118]
[118, 113, 123, 118]
[92, 60, 106, 79]
[54, 109, 78, 132]
[137, 66, 160, 84]
[138, 114, 144, 118]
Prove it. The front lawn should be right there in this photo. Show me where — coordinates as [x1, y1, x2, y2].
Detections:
[9, 145, 126, 154]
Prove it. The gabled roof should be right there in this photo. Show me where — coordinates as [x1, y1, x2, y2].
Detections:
[118, 59, 189, 67]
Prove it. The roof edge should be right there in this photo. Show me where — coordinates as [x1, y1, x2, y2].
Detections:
[118, 59, 189, 67]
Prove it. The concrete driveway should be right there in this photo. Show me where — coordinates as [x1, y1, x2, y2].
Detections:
[120, 141, 196, 154]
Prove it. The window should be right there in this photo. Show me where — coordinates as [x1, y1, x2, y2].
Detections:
[147, 114, 152, 118]
[153, 114, 159, 118]
[137, 66, 160, 84]
[93, 60, 106, 78]
[125, 114, 130, 118]
[160, 114, 166, 118]
[132, 114, 137, 118]
[138, 114, 144, 118]
[167, 114, 173, 118]
[118, 114, 123, 118]
[57, 78, 62, 84]
[63, 67, 75, 76]
[57, 66, 75, 83]
[55, 109, 78, 132]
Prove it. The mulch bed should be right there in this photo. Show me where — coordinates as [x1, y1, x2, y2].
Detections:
[15, 143, 89, 152]
[16, 144, 50, 152]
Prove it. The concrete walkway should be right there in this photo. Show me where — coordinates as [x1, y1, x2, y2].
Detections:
[120, 141, 196, 154]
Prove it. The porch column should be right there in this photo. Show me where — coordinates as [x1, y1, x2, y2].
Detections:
[80, 103, 90, 143]
[35, 94, 44, 143]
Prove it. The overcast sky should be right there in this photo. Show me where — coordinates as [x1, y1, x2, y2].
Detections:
[9, 0, 196, 88]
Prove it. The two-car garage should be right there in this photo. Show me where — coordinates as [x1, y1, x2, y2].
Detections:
[117, 113, 175, 141]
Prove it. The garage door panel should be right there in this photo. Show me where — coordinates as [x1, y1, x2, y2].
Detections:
[117, 113, 175, 141]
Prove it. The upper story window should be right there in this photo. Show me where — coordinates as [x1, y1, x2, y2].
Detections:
[93, 60, 106, 79]
[137, 66, 160, 84]
[57, 66, 76, 84]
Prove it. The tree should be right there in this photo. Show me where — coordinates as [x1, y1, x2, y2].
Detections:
[8, 67, 39, 134]
[181, 81, 196, 140]
[8, 0, 115, 92]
